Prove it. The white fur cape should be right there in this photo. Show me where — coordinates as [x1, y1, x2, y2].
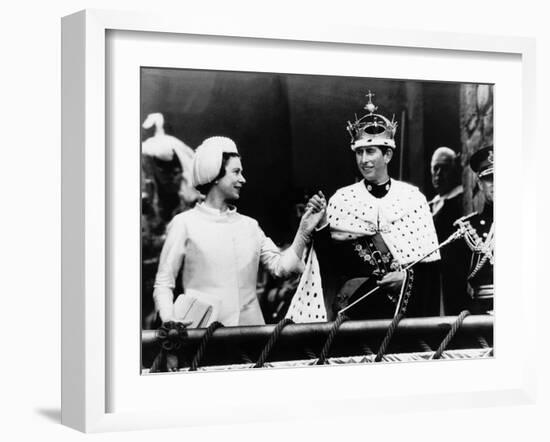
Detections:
[287, 180, 440, 323]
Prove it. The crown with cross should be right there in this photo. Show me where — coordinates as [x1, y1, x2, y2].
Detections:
[346, 91, 398, 151]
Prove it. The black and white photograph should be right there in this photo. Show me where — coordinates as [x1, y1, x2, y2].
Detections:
[2, 0, 546, 437]
[140, 68, 494, 373]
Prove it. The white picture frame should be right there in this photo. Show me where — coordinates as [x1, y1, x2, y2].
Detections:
[61, 9, 537, 433]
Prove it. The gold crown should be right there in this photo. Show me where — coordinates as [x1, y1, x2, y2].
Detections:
[346, 91, 398, 151]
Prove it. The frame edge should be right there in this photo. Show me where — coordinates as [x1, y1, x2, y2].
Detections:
[61, 7, 539, 433]
[61, 9, 87, 433]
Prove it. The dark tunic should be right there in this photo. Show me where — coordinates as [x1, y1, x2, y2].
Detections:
[465, 203, 494, 314]
[313, 180, 440, 321]
[429, 191, 471, 315]
[313, 225, 439, 320]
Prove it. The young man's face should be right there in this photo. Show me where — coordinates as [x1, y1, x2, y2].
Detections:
[355, 145, 392, 184]
[215, 156, 246, 201]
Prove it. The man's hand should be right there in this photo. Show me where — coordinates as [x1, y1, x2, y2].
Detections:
[376, 271, 406, 295]
[291, 192, 328, 257]
[298, 191, 328, 237]
[305, 191, 328, 229]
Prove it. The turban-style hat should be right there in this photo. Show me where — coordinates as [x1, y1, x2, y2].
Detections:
[191, 136, 239, 187]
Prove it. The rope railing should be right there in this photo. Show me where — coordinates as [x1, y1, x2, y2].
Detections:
[317, 314, 348, 365]
[189, 321, 224, 371]
[254, 318, 294, 368]
[142, 314, 493, 370]
[375, 311, 405, 362]
[431, 310, 471, 360]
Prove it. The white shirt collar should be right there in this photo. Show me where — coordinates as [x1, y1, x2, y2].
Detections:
[430, 185, 463, 205]
[196, 202, 237, 217]
[429, 185, 463, 216]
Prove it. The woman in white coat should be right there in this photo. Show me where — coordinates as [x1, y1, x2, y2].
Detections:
[153, 136, 323, 327]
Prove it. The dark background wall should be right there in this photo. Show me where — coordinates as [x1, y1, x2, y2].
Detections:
[140, 68, 493, 327]
[141, 68, 469, 245]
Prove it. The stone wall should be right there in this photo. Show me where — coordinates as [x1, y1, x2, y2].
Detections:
[460, 84, 494, 214]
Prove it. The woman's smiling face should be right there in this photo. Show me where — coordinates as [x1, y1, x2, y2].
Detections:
[215, 156, 246, 201]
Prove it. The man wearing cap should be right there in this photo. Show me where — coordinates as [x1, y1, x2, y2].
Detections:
[287, 92, 440, 322]
[153, 136, 324, 327]
[428, 147, 470, 315]
[456, 145, 494, 314]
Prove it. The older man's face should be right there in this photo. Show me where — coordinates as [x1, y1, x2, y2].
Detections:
[431, 154, 455, 195]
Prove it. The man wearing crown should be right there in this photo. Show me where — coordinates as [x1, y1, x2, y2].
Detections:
[286, 92, 441, 322]
[458, 145, 494, 314]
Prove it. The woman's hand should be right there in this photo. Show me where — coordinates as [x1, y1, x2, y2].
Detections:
[290, 191, 328, 259]
[298, 192, 327, 237]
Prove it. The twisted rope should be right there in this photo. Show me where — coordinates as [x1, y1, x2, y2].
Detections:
[188, 321, 224, 371]
[468, 254, 490, 279]
[432, 310, 470, 360]
[374, 269, 416, 362]
[254, 318, 294, 368]
[317, 314, 348, 365]
[375, 311, 404, 362]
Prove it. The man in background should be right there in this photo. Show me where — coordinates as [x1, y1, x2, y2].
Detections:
[428, 147, 470, 315]
[460, 145, 494, 314]
[429, 147, 463, 241]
